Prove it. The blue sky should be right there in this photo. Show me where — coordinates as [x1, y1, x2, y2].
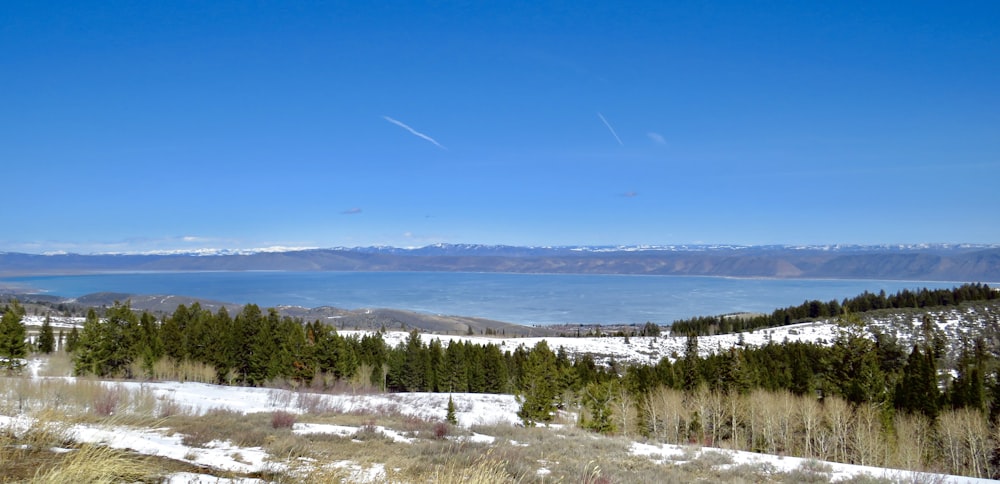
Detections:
[2, 1, 998, 253]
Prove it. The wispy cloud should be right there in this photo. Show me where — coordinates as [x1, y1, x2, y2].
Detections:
[646, 132, 666, 145]
[382, 116, 447, 150]
[597, 112, 624, 146]
[341, 208, 363, 215]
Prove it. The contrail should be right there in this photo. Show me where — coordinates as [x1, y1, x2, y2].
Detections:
[382, 116, 447, 150]
[597, 112, 624, 146]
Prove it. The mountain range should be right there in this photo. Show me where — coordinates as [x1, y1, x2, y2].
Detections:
[2, 243, 998, 281]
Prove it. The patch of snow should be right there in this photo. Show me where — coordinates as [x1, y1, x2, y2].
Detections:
[163, 473, 266, 484]
[629, 442, 998, 484]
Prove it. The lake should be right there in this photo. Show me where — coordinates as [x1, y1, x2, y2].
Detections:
[0, 271, 964, 325]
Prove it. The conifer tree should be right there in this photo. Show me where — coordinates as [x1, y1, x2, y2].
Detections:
[184, 303, 214, 364]
[426, 338, 444, 392]
[517, 341, 560, 425]
[482, 343, 509, 393]
[234, 304, 266, 385]
[446, 395, 458, 425]
[161, 304, 188, 361]
[442, 341, 468, 392]
[211, 307, 236, 383]
[681, 333, 700, 391]
[582, 380, 617, 434]
[65, 325, 80, 353]
[73, 302, 141, 377]
[137, 311, 162, 378]
[399, 330, 426, 391]
[0, 299, 27, 371]
[38, 314, 55, 354]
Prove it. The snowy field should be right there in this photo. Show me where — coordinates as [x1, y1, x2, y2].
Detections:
[3, 365, 994, 483]
[4, 304, 997, 482]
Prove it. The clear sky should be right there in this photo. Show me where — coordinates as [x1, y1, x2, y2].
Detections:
[3, 1, 998, 253]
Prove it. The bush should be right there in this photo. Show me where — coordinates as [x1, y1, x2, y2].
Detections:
[434, 422, 450, 440]
[271, 410, 297, 429]
[92, 385, 121, 417]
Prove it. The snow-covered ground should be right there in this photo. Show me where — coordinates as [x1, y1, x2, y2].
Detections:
[4, 303, 998, 482]
[2, 355, 995, 483]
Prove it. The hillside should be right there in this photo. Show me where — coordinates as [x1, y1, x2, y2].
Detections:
[2, 244, 999, 281]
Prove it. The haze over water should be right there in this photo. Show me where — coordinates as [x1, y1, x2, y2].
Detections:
[2, 272, 968, 326]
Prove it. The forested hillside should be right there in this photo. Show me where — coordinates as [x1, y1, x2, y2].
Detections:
[671, 283, 997, 335]
[2, 289, 999, 476]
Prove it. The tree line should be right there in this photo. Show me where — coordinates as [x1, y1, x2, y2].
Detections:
[4, 288, 1000, 477]
[669, 283, 996, 336]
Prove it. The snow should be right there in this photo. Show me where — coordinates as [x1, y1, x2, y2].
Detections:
[630, 442, 997, 484]
[5, 309, 999, 482]
[21, 315, 85, 329]
[344, 321, 839, 366]
[2, 371, 987, 483]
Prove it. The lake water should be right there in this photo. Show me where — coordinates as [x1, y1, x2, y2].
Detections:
[0, 272, 964, 325]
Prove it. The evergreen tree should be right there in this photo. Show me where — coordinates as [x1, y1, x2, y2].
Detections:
[137, 311, 162, 378]
[949, 343, 986, 411]
[211, 307, 236, 383]
[829, 313, 887, 404]
[894, 345, 940, 418]
[38, 314, 55, 354]
[517, 341, 561, 425]
[160, 304, 188, 361]
[481, 343, 509, 393]
[184, 303, 214, 364]
[465, 342, 486, 392]
[681, 333, 700, 391]
[0, 299, 27, 371]
[426, 338, 444, 392]
[399, 330, 426, 391]
[65, 325, 80, 353]
[442, 341, 468, 392]
[446, 395, 458, 425]
[233, 304, 266, 385]
[582, 380, 617, 434]
[73, 302, 141, 377]
[275, 313, 310, 384]
[72, 309, 101, 375]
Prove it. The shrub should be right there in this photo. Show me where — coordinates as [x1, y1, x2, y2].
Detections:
[434, 422, 450, 440]
[92, 385, 121, 417]
[271, 410, 297, 429]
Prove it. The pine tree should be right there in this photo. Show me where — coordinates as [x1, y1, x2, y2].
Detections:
[582, 380, 617, 434]
[184, 303, 214, 364]
[38, 314, 55, 354]
[0, 299, 27, 371]
[442, 341, 468, 392]
[233, 304, 265, 385]
[481, 343, 509, 393]
[137, 311, 162, 378]
[211, 307, 236, 383]
[160, 304, 189, 361]
[681, 333, 700, 391]
[446, 395, 458, 425]
[400, 330, 426, 391]
[73, 302, 141, 377]
[66, 325, 80, 353]
[517, 341, 561, 425]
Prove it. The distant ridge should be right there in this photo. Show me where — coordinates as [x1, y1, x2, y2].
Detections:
[1, 244, 998, 281]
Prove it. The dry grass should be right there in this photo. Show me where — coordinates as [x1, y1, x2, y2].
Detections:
[1, 355, 957, 483]
[36, 352, 73, 377]
[424, 451, 520, 483]
[151, 358, 217, 383]
[30, 444, 157, 483]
